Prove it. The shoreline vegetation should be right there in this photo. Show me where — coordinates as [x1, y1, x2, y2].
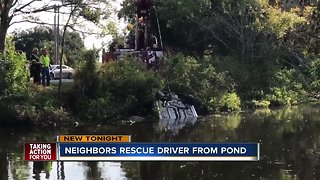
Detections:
[2, 1, 320, 125]
[1, 48, 320, 126]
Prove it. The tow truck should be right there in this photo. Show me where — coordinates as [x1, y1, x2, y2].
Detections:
[103, 0, 198, 123]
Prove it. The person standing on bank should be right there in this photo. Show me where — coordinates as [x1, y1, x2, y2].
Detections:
[30, 48, 42, 85]
[39, 48, 51, 86]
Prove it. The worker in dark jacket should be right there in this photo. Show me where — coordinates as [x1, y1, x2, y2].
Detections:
[30, 48, 42, 85]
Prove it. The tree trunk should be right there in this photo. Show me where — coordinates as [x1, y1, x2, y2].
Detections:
[58, 4, 79, 99]
[0, 20, 8, 94]
[0, 1, 12, 94]
[0, 18, 9, 94]
[0, 23, 7, 52]
[0, 2, 10, 53]
[0, 152, 8, 180]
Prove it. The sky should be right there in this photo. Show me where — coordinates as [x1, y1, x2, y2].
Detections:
[8, 0, 126, 51]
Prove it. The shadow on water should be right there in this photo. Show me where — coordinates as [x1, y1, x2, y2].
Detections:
[32, 161, 52, 180]
[123, 105, 320, 180]
[84, 161, 101, 180]
[3, 105, 320, 179]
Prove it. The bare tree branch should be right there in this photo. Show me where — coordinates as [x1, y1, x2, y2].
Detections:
[9, 19, 106, 36]
[13, 0, 37, 13]
[10, 0, 19, 8]
[59, 2, 81, 99]
[9, 19, 54, 26]
[67, 25, 105, 35]
[14, 2, 75, 15]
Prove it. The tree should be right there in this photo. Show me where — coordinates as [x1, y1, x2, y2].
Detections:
[119, 0, 211, 57]
[283, 3, 320, 57]
[12, 26, 85, 66]
[58, 1, 81, 98]
[0, 0, 112, 94]
[13, 26, 52, 57]
[0, 37, 29, 95]
[0, 0, 111, 52]
[118, 0, 314, 100]
[118, 0, 273, 58]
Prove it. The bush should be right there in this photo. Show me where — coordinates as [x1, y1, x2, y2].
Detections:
[218, 92, 241, 112]
[310, 58, 320, 92]
[267, 68, 307, 106]
[0, 37, 29, 95]
[263, 6, 307, 38]
[209, 92, 241, 112]
[98, 58, 164, 117]
[73, 55, 164, 121]
[73, 50, 99, 99]
[0, 86, 72, 124]
[161, 54, 236, 112]
[252, 99, 270, 109]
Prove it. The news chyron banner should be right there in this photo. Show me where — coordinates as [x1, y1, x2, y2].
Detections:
[24, 135, 260, 161]
[24, 135, 130, 161]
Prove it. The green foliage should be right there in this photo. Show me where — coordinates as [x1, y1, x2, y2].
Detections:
[252, 99, 271, 109]
[162, 54, 200, 94]
[97, 58, 164, 118]
[267, 68, 307, 106]
[120, 0, 211, 56]
[0, 38, 29, 94]
[214, 54, 278, 101]
[162, 54, 236, 112]
[73, 55, 164, 121]
[79, 7, 102, 23]
[309, 58, 320, 92]
[72, 49, 103, 121]
[12, 26, 85, 66]
[13, 26, 52, 53]
[310, 58, 320, 80]
[0, 0, 112, 51]
[282, 6, 320, 65]
[4, 0, 320, 124]
[260, 6, 307, 37]
[218, 92, 241, 112]
[0, 85, 72, 123]
[153, 0, 210, 55]
[117, 0, 319, 110]
[73, 49, 99, 98]
[63, 31, 86, 66]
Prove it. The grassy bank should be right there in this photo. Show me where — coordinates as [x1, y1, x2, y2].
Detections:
[0, 84, 73, 125]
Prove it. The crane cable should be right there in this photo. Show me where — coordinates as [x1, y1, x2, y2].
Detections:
[153, 5, 164, 52]
[153, 5, 172, 93]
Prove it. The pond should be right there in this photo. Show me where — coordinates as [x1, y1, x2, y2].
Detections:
[1, 105, 320, 179]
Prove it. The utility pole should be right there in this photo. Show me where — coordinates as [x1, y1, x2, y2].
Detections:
[53, 5, 60, 65]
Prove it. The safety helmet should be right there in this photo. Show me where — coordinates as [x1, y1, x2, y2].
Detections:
[32, 47, 38, 53]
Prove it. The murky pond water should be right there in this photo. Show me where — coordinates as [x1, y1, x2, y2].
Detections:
[2, 105, 320, 179]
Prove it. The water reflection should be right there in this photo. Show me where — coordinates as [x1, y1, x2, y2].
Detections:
[125, 105, 320, 179]
[84, 162, 101, 180]
[56, 162, 65, 180]
[32, 161, 52, 179]
[157, 117, 197, 135]
[3, 105, 320, 179]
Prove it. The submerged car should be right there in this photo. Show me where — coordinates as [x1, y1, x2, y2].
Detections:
[49, 65, 74, 79]
[155, 91, 198, 121]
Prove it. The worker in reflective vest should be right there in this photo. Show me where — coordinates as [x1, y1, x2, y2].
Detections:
[39, 48, 51, 86]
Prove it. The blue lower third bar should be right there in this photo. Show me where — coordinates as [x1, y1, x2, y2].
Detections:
[57, 143, 260, 161]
